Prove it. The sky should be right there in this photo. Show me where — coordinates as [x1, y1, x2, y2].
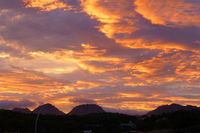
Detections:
[0, 0, 199, 114]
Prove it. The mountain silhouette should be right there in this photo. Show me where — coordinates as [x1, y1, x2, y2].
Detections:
[69, 104, 105, 115]
[12, 108, 32, 114]
[33, 103, 65, 115]
[147, 103, 200, 115]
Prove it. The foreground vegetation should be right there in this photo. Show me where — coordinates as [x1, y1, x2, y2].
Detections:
[1, 110, 200, 133]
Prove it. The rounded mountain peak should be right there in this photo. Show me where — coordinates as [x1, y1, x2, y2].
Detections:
[33, 103, 65, 115]
[12, 108, 32, 114]
[69, 104, 105, 116]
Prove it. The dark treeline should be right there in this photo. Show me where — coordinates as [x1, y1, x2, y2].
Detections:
[0, 110, 136, 133]
[137, 110, 200, 132]
[1, 110, 200, 133]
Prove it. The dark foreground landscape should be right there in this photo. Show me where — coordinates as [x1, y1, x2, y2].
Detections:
[1, 104, 200, 133]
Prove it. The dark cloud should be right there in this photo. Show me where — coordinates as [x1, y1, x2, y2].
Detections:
[185, 0, 200, 4]
[132, 24, 200, 50]
[103, 107, 147, 115]
[0, 99, 35, 109]
[0, 0, 116, 52]
[69, 98, 96, 104]
[0, 0, 25, 10]
[108, 12, 200, 50]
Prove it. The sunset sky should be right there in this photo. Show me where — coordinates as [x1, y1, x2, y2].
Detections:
[0, 0, 199, 114]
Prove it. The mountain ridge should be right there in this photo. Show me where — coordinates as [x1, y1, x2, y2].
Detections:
[12, 108, 32, 114]
[10, 103, 200, 116]
[147, 103, 200, 115]
[33, 103, 65, 115]
[68, 104, 105, 115]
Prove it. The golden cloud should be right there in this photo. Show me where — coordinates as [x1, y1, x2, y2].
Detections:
[81, 0, 138, 39]
[126, 50, 200, 85]
[80, 0, 200, 52]
[116, 38, 189, 51]
[23, 0, 73, 11]
[0, 69, 67, 93]
[134, 0, 200, 27]
[0, 0, 200, 113]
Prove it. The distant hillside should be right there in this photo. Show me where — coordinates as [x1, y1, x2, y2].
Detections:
[12, 108, 32, 114]
[147, 103, 200, 115]
[0, 110, 137, 133]
[1, 103, 200, 133]
[1, 109, 200, 133]
[33, 103, 65, 115]
[69, 104, 105, 115]
[7, 103, 200, 117]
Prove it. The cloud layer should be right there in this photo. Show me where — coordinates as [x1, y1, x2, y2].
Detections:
[0, 99, 35, 109]
[0, 0, 199, 114]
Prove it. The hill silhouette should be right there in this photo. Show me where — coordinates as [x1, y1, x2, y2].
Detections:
[1, 103, 200, 132]
[1, 108, 200, 133]
[12, 108, 31, 114]
[33, 103, 65, 115]
[147, 103, 200, 115]
[69, 104, 105, 115]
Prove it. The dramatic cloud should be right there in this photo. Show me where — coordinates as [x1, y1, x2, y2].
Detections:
[81, 0, 200, 52]
[0, 99, 35, 109]
[134, 0, 200, 27]
[103, 107, 147, 115]
[69, 98, 96, 104]
[23, 0, 73, 11]
[0, 0, 199, 113]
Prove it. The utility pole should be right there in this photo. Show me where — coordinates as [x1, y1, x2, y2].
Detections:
[34, 113, 40, 133]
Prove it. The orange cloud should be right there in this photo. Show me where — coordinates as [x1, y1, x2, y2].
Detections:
[23, 0, 73, 11]
[98, 23, 138, 38]
[80, 0, 200, 52]
[0, 52, 10, 58]
[29, 44, 124, 74]
[98, 93, 169, 111]
[81, 0, 138, 39]
[0, 43, 124, 77]
[0, 68, 74, 110]
[0, 0, 200, 113]
[0, 69, 67, 93]
[133, 51, 199, 85]
[72, 80, 101, 90]
[81, 0, 130, 23]
[134, 0, 200, 27]
[116, 38, 189, 51]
